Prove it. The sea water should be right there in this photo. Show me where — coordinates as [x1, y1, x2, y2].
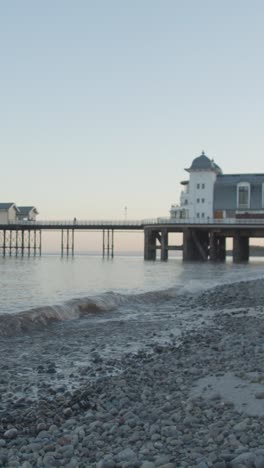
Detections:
[1, 254, 264, 401]
[1, 253, 264, 331]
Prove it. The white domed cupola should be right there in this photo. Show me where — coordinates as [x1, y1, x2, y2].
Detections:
[184, 151, 220, 219]
[186, 151, 222, 174]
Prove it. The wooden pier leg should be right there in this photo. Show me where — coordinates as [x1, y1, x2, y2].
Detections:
[9, 230, 12, 256]
[21, 230, 24, 256]
[111, 229, 114, 258]
[107, 230, 110, 257]
[28, 230, 30, 256]
[39, 230, 42, 256]
[3, 230, 6, 257]
[72, 229, 74, 256]
[61, 229, 64, 256]
[66, 229, 69, 256]
[103, 230, 105, 257]
[34, 230, 37, 256]
[15, 230, 18, 257]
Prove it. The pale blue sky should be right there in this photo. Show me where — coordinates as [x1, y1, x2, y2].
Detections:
[1, 0, 264, 222]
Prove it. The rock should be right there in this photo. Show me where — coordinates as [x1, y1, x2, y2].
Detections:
[4, 428, 18, 439]
[117, 448, 138, 462]
[230, 452, 256, 467]
[233, 419, 248, 432]
[97, 460, 116, 468]
[198, 462, 209, 468]
[157, 464, 175, 468]
[140, 462, 155, 468]
[63, 407, 73, 418]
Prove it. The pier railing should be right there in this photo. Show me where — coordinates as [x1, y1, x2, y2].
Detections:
[6, 217, 264, 227]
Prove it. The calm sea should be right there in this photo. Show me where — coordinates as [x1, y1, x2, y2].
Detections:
[0, 254, 264, 313]
[1, 254, 264, 394]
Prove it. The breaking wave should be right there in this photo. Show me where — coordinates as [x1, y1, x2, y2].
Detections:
[2, 271, 263, 337]
[0, 288, 180, 337]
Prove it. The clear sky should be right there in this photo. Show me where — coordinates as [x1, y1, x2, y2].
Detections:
[1, 0, 264, 226]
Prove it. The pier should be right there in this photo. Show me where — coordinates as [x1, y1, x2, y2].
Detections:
[144, 219, 264, 263]
[0, 218, 264, 262]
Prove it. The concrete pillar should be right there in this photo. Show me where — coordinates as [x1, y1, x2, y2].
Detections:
[183, 229, 209, 261]
[183, 229, 195, 261]
[209, 233, 226, 262]
[233, 233, 249, 263]
[218, 237, 226, 261]
[144, 228, 157, 260]
[160, 229, 168, 261]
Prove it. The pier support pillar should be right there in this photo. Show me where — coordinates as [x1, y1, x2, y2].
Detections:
[144, 228, 157, 260]
[183, 229, 195, 261]
[102, 229, 114, 258]
[209, 233, 226, 262]
[233, 233, 249, 263]
[160, 229, 168, 261]
[183, 229, 209, 261]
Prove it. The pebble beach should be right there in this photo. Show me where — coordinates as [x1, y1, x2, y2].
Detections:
[1, 279, 264, 468]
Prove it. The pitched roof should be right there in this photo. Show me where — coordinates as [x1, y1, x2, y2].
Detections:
[17, 206, 39, 215]
[215, 174, 264, 185]
[0, 203, 20, 212]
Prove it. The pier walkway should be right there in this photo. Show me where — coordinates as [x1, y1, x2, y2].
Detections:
[0, 218, 264, 261]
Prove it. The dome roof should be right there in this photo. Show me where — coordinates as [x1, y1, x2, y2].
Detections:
[187, 151, 222, 174]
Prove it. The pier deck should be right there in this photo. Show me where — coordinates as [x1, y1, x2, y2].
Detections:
[0, 218, 264, 261]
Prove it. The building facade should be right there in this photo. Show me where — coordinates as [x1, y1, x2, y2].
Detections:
[17, 206, 39, 221]
[0, 203, 38, 223]
[0, 203, 20, 224]
[170, 152, 264, 220]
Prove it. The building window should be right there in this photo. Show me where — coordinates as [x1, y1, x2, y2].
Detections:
[201, 212, 205, 218]
[196, 213, 200, 218]
[197, 183, 200, 189]
[197, 198, 200, 203]
[237, 183, 250, 209]
[201, 198, 205, 203]
[202, 183, 205, 189]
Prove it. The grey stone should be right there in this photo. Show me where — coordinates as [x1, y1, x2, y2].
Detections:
[230, 452, 256, 467]
[255, 455, 264, 468]
[97, 460, 116, 468]
[198, 462, 209, 468]
[4, 428, 18, 439]
[157, 464, 175, 468]
[22, 463, 33, 468]
[117, 447, 138, 462]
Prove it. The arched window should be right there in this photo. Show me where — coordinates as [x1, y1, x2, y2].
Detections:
[237, 182, 250, 209]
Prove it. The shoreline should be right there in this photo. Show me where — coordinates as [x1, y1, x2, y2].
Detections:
[1, 280, 264, 467]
